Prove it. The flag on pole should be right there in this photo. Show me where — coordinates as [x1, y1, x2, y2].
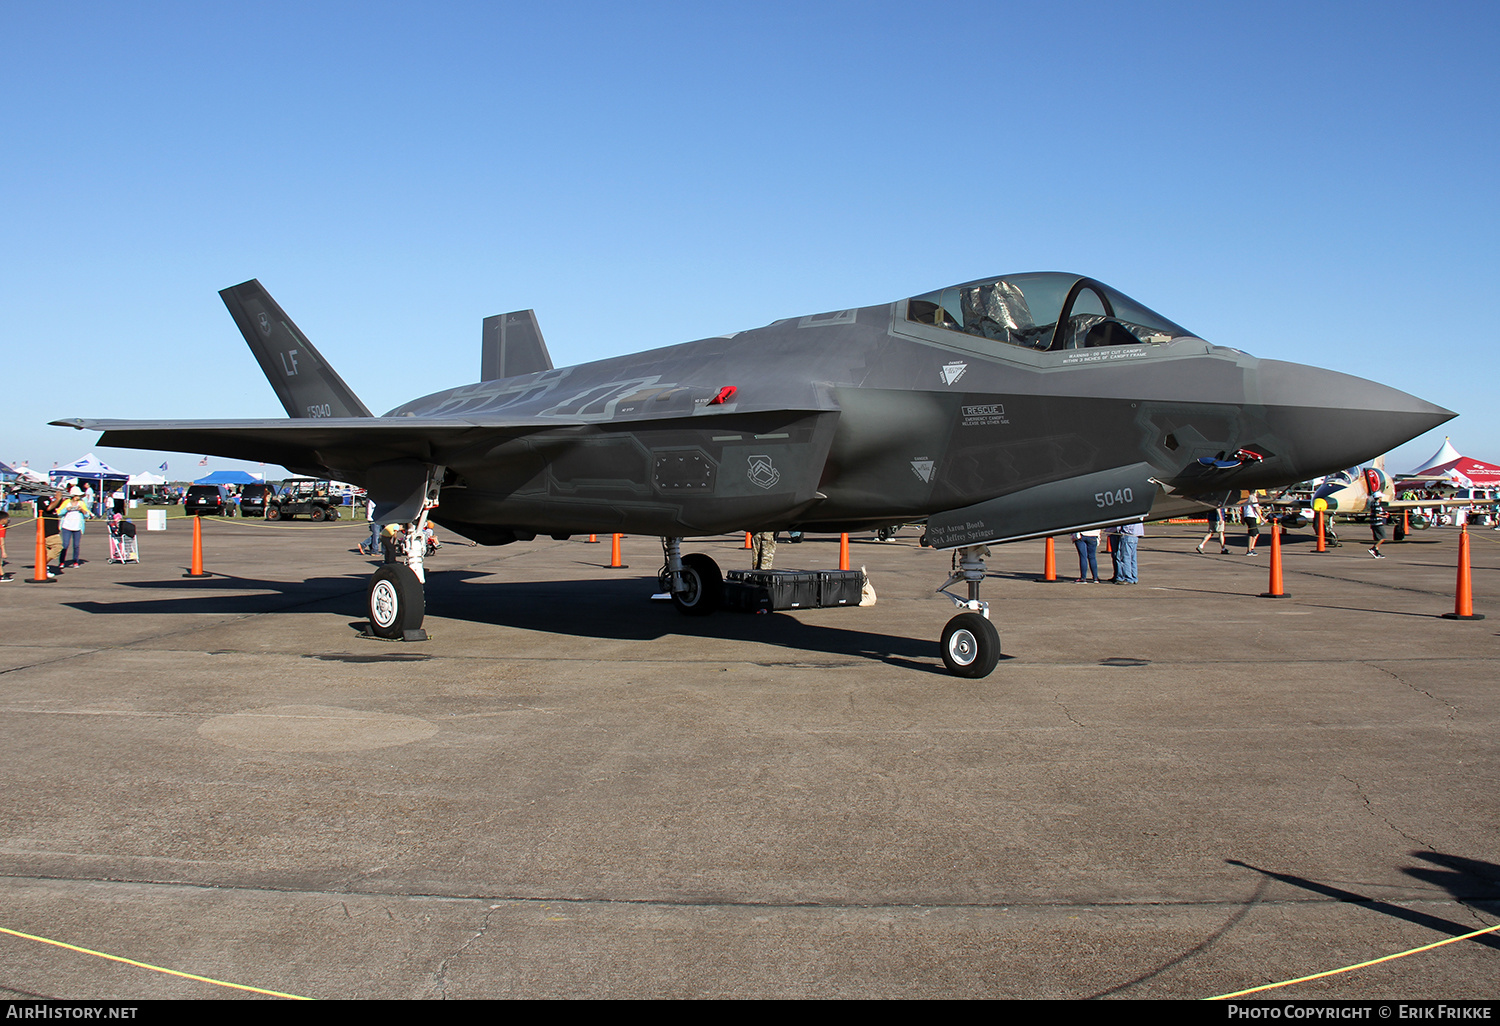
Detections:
[198, 456, 209, 466]
[159, 462, 168, 472]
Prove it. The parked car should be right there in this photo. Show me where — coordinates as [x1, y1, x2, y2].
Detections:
[183, 484, 236, 516]
[239, 482, 275, 518]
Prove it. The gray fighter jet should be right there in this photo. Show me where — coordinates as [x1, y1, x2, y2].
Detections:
[54, 273, 1453, 677]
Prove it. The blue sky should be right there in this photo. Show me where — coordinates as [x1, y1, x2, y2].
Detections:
[4, 0, 1496, 479]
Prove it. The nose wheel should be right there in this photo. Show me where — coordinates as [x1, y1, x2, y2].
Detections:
[941, 612, 1001, 678]
[935, 544, 1002, 678]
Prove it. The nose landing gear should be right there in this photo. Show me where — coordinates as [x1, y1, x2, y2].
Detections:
[936, 544, 1001, 677]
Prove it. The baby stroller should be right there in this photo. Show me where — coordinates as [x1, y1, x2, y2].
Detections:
[108, 514, 139, 563]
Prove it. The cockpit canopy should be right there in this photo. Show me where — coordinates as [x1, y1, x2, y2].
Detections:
[906, 272, 1197, 352]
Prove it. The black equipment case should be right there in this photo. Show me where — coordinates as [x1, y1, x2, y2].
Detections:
[723, 569, 864, 612]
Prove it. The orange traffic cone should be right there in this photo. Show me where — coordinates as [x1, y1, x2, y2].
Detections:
[1259, 520, 1289, 598]
[27, 508, 53, 584]
[184, 515, 209, 577]
[1043, 536, 1057, 582]
[1442, 524, 1484, 620]
[839, 533, 850, 571]
[743, 532, 752, 549]
[585, 533, 599, 544]
[1316, 510, 1326, 552]
[608, 533, 628, 569]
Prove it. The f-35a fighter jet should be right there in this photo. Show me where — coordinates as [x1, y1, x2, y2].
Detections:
[55, 273, 1453, 677]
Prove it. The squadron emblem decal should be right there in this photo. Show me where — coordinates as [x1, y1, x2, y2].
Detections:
[257, 311, 273, 336]
[940, 361, 967, 386]
[747, 454, 781, 490]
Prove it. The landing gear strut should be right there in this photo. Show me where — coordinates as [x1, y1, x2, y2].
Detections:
[365, 464, 443, 640]
[935, 545, 1001, 678]
[661, 537, 722, 615]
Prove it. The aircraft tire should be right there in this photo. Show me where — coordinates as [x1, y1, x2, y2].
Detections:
[940, 612, 1000, 678]
[671, 553, 722, 616]
[266, 507, 281, 521]
[367, 565, 424, 639]
[1394, 522, 1406, 542]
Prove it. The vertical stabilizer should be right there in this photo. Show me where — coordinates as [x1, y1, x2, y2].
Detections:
[220, 279, 372, 418]
[481, 309, 553, 380]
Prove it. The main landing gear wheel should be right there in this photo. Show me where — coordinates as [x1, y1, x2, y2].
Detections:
[368, 565, 425, 639]
[940, 612, 1001, 678]
[672, 553, 723, 616]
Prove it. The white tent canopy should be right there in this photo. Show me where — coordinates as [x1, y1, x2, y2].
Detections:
[128, 472, 167, 486]
[1413, 437, 1463, 474]
[50, 452, 127, 482]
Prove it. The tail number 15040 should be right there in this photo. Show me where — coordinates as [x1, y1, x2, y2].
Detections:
[1096, 487, 1133, 508]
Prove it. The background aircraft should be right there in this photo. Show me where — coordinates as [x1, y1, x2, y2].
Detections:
[55, 273, 1453, 677]
[1272, 465, 1495, 540]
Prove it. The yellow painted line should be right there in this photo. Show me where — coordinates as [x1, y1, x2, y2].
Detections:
[1207, 920, 1500, 999]
[171, 516, 368, 530]
[0, 924, 311, 1000]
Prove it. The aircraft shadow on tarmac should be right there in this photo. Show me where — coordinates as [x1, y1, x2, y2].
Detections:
[1088, 852, 1500, 999]
[428, 571, 962, 673]
[64, 569, 962, 674]
[1227, 856, 1500, 951]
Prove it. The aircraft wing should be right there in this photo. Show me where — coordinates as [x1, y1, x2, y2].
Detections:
[52, 403, 843, 537]
[49, 416, 565, 478]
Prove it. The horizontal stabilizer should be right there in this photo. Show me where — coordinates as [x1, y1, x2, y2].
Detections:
[220, 279, 372, 419]
[481, 309, 553, 380]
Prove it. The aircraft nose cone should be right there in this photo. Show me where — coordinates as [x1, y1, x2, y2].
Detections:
[1254, 360, 1454, 480]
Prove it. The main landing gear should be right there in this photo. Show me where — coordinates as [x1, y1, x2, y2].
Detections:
[365, 466, 443, 641]
[660, 538, 723, 615]
[935, 545, 1001, 678]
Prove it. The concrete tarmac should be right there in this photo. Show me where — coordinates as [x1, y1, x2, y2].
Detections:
[0, 514, 1496, 1000]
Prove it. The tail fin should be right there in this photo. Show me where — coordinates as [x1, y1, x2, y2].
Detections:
[481, 309, 553, 380]
[220, 279, 373, 418]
